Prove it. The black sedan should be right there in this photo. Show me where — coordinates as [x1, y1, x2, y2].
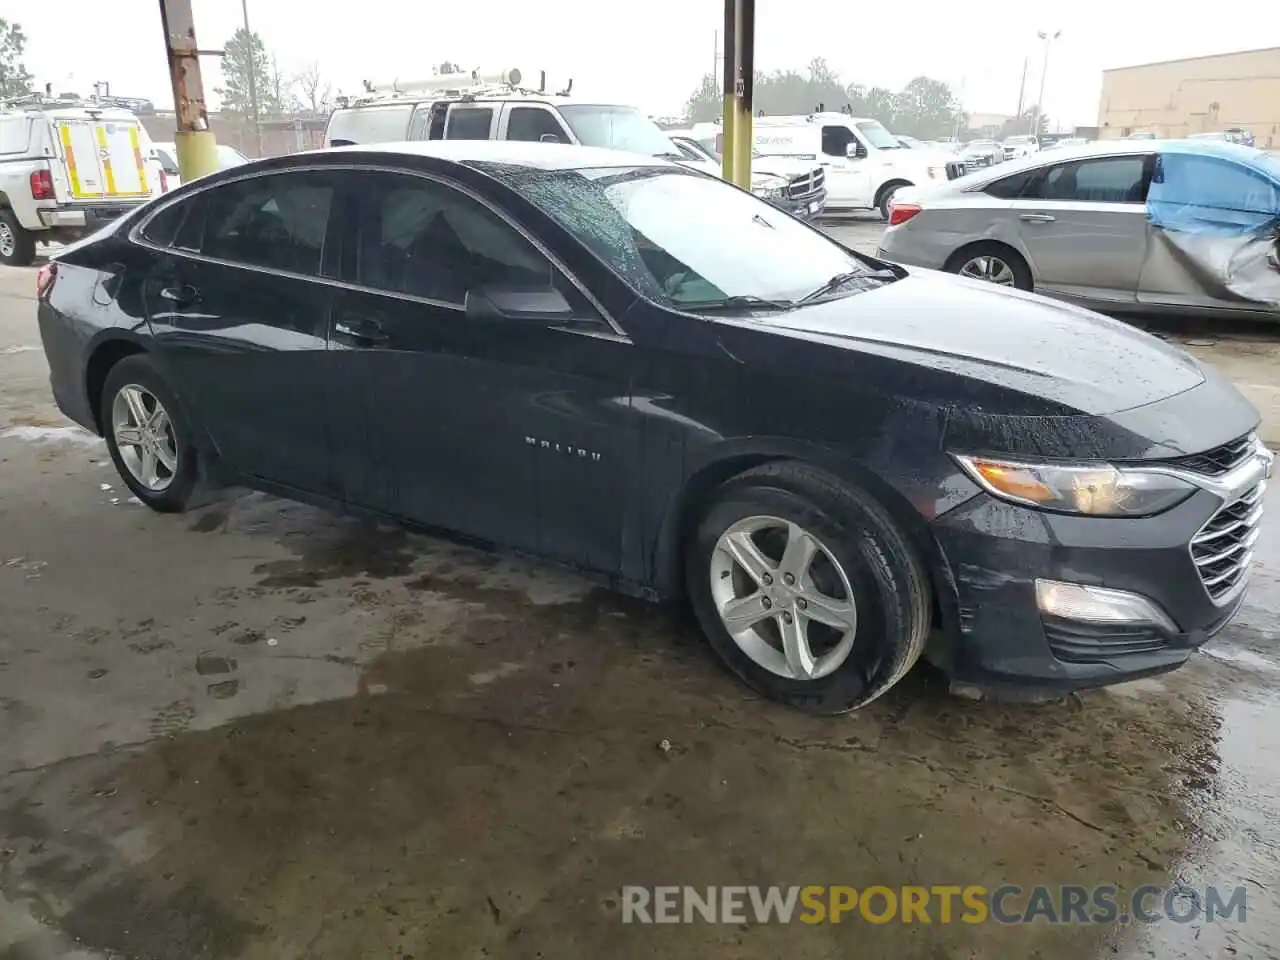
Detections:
[36, 141, 1272, 713]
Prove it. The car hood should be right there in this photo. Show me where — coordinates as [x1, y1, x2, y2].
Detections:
[762, 269, 1207, 418]
[754, 156, 820, 178]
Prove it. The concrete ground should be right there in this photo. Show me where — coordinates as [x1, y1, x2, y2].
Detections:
[2, 227, 1280, 960]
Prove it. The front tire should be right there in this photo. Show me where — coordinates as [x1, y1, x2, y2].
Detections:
[101, 354, 201, 513]
[877, 182, 909, 221]
[686, 462, 931, 714]
[0, 208, 36, 267]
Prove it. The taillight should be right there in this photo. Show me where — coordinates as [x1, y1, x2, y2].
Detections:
[888, 202, 922, 227]
[30, 169, 54, 201]
[36, 262, 57, 300]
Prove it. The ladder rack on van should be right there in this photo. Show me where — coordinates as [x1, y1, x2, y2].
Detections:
[0, 93, 137, 114]
[347, 68, 572, 107]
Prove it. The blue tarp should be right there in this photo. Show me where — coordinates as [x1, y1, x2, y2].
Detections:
[1147, 140, 1280, 237]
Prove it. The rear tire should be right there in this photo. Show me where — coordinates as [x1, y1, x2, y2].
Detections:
[685, 462, 931, 714]
[944, 241, 1033, 291]
[0, 208, 36, 267]
[101, 354, 201, 513]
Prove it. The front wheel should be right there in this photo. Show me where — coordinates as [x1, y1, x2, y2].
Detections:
[101, 354, 202, 512]
[686, 462, 931, 714]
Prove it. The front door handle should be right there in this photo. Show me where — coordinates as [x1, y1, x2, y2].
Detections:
[1019, 213, 1056, 223]
[159, 283, 201, 305]
[334, 318, 389, 346]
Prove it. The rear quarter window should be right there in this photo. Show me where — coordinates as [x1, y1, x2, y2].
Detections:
[984, 169, 1037, 198]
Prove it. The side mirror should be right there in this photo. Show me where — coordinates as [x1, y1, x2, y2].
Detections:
[539, 133, 562, 144]
[847, 142, 867, 159]
[464, 285, 575, 323]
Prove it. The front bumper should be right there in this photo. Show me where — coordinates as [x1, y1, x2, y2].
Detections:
[930, 453, 1270, 693]
[765, 189, 826, 220]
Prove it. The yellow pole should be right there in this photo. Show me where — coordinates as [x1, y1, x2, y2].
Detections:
[159, 0, 221, 180]
[720, 0, 754, 189]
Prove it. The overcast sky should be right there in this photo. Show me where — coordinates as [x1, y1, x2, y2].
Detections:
[17, 0, 1278, 130]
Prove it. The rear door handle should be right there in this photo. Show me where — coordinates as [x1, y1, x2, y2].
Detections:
[334, 318, 389, 346]
[159, 283, 201, 305]
[1019, 213, 1056, 223]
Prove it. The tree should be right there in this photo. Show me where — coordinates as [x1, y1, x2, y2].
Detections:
[0, 19, 33, 98]
[684, 73, 720, 122]
[680, 64, 959, 137]
[893, 76, 960, 139]
[216, 26, 284, 117]
[293, 61, 331, 115]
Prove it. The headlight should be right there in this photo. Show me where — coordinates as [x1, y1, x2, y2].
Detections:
[927, 166, 945, 179]
[752, 177, 788, 200]
[954, 455, 1197, 517]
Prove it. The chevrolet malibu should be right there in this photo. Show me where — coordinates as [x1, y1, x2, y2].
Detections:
[36, 141, 1272, 713]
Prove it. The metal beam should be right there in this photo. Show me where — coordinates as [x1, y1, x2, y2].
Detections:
[720, 0, 755, 189]
[159, 0, 219, 180]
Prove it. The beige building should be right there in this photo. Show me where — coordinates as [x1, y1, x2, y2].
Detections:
[1097, 46, 1280, 147]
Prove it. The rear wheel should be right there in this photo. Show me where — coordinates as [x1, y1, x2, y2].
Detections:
[685, 462, 931, 714]
[945, 241, 1033, 291]
[0, 209, 36, 267]
[101, 354, 201, 513]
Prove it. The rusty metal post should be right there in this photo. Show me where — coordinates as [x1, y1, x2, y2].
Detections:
[720, 0, 754, 189]
[159, 0, 218, 180]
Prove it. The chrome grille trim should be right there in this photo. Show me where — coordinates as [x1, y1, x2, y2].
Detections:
[1191, 478, 1267, 605]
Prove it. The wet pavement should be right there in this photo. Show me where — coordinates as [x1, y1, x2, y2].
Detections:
[3, 256, 1280, 959]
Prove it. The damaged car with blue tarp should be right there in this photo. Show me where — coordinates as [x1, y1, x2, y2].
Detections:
[877, 138, 1280, 322]
[1144, 140, 1280, 316]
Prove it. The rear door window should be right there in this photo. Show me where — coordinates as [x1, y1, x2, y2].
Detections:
[201, 171, 336, 275]
[444, 107, 495, 141]
[1027, 156, 1151, 203]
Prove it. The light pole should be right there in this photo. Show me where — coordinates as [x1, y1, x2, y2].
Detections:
[1033, 29, 1060, 138]
[241, 0, 262, 157]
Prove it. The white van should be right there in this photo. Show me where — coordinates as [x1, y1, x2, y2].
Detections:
[693, 113, 948, 219]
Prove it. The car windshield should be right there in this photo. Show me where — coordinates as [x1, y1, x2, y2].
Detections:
[484, 164, 879, 308]
[856, 121, 900, 149]
[216, 145, 249, 168]
[558, 105, 681, 158]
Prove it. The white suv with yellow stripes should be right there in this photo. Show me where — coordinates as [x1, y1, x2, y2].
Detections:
[0, 102, 166, 266]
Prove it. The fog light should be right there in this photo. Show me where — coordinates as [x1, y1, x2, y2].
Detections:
[1035, 579, 1178, 633]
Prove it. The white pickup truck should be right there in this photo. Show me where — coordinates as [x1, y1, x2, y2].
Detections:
[0, 99, 165, 265]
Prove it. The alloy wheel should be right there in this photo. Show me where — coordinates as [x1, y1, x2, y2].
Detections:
[709, 515, 859, 681]
[111, 384, 179, 492]
[959, 255, 1017, 286]
[0, 221, 14, 259]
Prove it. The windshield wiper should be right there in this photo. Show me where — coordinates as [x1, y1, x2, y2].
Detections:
[797, 268, 896, 305]
[676, 295, 795, 313]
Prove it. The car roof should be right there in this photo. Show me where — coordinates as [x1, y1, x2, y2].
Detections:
[319, 139, 673, 171]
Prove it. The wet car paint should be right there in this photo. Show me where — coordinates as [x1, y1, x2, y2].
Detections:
[36, 142, 1262, 695]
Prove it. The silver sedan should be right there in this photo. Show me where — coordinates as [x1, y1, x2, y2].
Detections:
[877, 140, 1280, 321]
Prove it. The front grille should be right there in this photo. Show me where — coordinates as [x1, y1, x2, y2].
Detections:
[1168, 433, 1256, 476]
[1191, 480, 1265, 602]
[945, 160, 967, 180]
[786, 169, 825, 199]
